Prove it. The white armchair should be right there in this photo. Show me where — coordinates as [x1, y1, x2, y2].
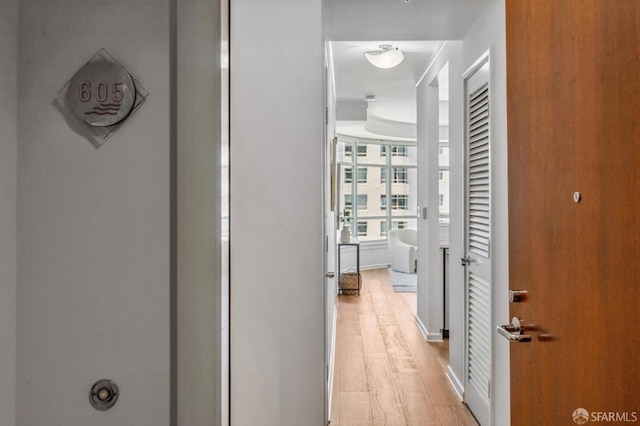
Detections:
[388, 229, 417, 273]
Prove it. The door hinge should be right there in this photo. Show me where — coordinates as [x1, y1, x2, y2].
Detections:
[487, 380, 491, 399]
[326, 107, 328, 125]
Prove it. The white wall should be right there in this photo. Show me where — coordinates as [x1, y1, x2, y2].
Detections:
[462, 1, 509, 424]
[444, 42, 467, 399]
[416, 42, 464, 349]
[336, 242, 390, 272]
[230, 0, 325, 424]
[16, 1, 171, 424]
[0, 1, 17, 424]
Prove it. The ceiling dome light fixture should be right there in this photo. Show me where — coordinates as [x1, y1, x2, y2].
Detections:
[364, 45, 404, 69]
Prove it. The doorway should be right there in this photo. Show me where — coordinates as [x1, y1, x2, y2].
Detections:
[327, 40, 474, 423]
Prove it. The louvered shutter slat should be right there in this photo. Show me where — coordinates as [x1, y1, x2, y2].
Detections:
[467, 82, 490, 259]
[468, 272, 491, 398]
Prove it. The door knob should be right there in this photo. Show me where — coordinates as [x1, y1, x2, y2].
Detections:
[325, 272, 335, 279]
[459, 256, 471, 266]
[497, 317, 531, 342]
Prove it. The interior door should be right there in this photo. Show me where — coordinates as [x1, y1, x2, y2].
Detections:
[463, 56, 491, 426]
[506, 1, 640, 424]
[324, 65, 338, 423]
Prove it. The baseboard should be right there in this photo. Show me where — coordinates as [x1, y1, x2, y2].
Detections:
[414, 315, 428, 340]
[446, 365, 465, 401]
[414, 315, 442, 342]
[426, 332, 444, 342]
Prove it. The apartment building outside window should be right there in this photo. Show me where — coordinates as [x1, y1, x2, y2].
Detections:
[338, 137, 417, 242]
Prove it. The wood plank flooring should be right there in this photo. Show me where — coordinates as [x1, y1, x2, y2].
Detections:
[330, 268, 479, 426]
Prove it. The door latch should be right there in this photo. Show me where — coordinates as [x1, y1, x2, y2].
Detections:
[497, 317, 531, 342]
[459, 256, 471, 266]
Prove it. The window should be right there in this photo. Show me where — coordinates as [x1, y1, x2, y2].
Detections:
[344, 194, 352, 210]
[392, 146, 407, 157]
[383, 145, 408, 156]
[356, 167, 367, 183]
[357, 194, 368, 210]
[391, 195, 408, 210]
[345, 167, 353, 183]
[393, 220, 408, 230]
[357, 221, 368, 236]
[392, 168, 407, 183]
[338, 139, 416, 242]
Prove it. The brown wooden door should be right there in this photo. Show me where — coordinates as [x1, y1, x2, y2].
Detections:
[506, 1, 640, 424]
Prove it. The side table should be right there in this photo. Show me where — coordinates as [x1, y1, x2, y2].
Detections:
[338, 242, 361, 296]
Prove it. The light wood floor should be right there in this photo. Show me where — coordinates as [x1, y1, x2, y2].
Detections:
[330, 268, 479, 426]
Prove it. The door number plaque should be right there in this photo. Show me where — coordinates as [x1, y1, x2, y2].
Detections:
[69, 61, 136, 127]
[55, 49, 148, 148]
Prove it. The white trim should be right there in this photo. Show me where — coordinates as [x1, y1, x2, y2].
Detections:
[415, 316, 443, 342]
[446, 365, 465, 401]
[327, 304, 337, 421]
[328, 42, 336, 106]
[414, 315, 432, 341]
[426, 332, 443, 342]
[416, 41, 448, 87]
[463, 48, 491, 80]
[336, 132, 417, 145]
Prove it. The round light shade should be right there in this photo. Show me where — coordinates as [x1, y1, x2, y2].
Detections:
[364, 45, 404, 69]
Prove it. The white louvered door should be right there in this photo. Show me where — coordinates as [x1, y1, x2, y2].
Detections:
[462, 56, 491, 426]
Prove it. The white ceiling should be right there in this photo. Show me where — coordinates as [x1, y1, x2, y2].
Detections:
[325, 0, 494, 41]
[331, 40, 442, 127]
[326, 0, 494, 139]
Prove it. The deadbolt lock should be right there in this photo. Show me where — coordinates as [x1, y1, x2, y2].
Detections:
[509, 290, 528, 303]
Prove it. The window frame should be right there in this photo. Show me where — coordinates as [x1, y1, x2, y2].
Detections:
[338, 138, 417, 242]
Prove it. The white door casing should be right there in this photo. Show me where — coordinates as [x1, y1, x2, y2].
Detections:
[462, 54, 491, 426]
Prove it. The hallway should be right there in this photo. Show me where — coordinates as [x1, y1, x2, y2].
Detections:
[330, 269, 478, 425]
